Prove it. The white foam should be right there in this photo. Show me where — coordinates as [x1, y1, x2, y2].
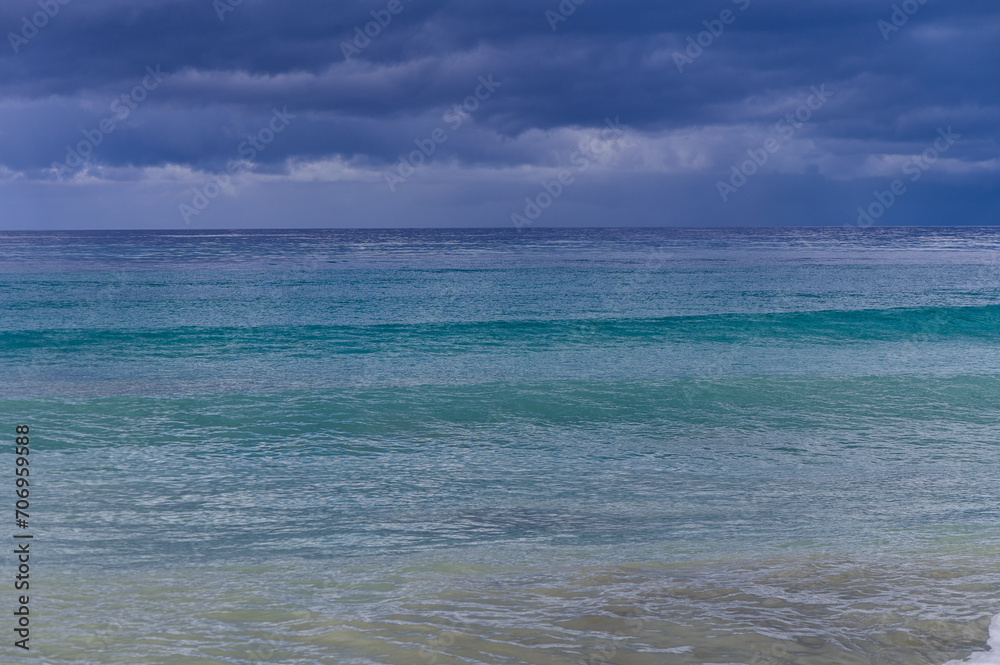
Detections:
[944, 615, 1000, 665]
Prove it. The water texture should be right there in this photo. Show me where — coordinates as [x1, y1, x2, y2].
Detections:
[0, 227, 998, 664]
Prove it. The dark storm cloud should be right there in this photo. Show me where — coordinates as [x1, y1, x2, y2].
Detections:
[0, 0, 997, 228]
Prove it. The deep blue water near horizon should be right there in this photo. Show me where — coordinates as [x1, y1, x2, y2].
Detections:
[1, 226, 999, 665]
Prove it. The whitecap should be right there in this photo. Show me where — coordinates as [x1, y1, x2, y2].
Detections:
[944, 615, 1000, 665]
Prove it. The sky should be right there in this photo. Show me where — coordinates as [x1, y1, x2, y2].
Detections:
[0, 0, 997, 229]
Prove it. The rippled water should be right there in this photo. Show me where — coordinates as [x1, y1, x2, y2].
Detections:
[1, 227, 999, 664]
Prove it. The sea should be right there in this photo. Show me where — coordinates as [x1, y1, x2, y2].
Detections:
[0, 226, 998, 665]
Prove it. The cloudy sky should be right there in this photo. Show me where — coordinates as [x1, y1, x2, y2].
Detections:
[0, 0, 997, 229]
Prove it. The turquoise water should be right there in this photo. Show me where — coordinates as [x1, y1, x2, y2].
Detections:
[1, 227, 999, 664]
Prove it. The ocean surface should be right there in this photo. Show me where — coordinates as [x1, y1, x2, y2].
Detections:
[1, 227, 999, 665]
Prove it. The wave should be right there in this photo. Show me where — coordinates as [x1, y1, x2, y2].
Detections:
[7, 374, 1000, 449]
[3, 304, 1000, 355]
